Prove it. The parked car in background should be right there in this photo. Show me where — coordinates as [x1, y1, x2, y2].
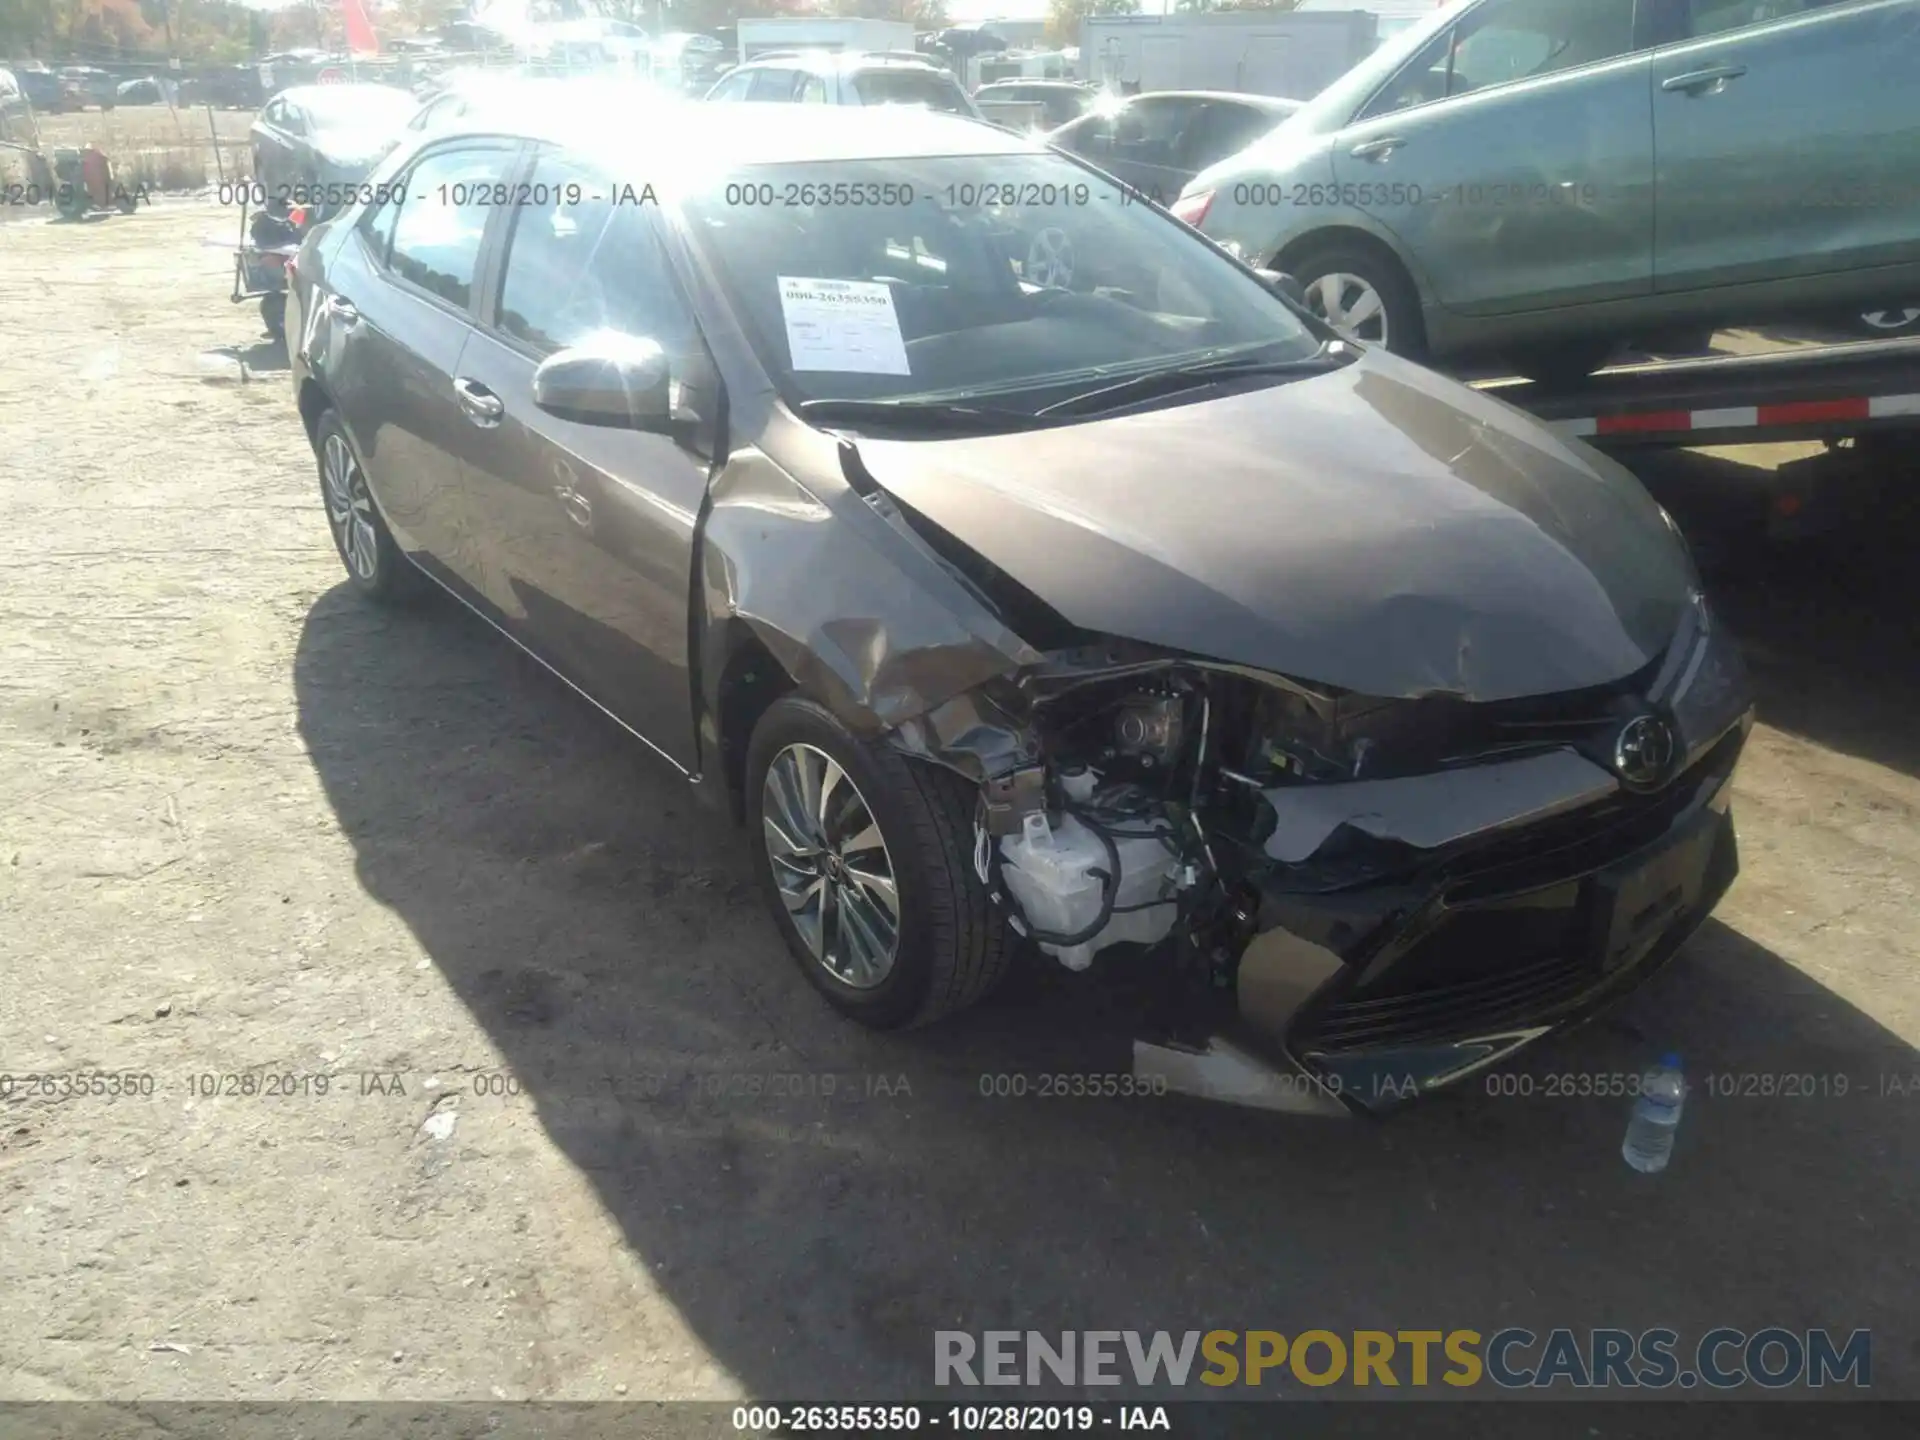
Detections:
[1046, 91, 1301, 208]
[1180, 0, 1920, 382]
[250, 83, 421, 215]
[704, 50, 983, 119]
[184, 66, 266, 111]
[59, 67, 118, 110]
[973, 79, 1097, 128]
[286, 104, 1752, 1109]
[116, 77, 172, 106]
[16, 66, 66, 113]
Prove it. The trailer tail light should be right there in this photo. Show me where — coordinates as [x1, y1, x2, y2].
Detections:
[288, 205, 309, 230]
[1171, 189, 1213, 229]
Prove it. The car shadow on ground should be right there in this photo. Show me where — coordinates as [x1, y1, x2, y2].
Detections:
[292, 582, 1918, 1404]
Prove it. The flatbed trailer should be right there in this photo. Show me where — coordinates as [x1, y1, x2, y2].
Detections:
[1473, 335, 1920, 451]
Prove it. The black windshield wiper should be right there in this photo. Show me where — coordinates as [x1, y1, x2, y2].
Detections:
[1035, 343, 1352, 419]
[796, 397, 1046, 432]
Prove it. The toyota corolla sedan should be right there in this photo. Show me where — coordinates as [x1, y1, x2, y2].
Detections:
[286, 105, 1752, 1113]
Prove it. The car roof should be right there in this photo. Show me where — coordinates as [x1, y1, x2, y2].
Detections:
[435, 97, 1034, 174]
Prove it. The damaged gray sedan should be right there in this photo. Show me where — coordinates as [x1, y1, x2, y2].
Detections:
[287, 105, 1753, 1113]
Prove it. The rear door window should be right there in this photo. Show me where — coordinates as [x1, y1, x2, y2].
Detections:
[1363, 0, 1641, 118]
[1178, 102, 1286, 170]
[1049, 112, 1113, 160]
[745, 68, 802, 102]
[495, 152, 691, 355]
[384, 145, 518, 311]
[851, 68, 972, 114]
[1112, 97, 1200, 168]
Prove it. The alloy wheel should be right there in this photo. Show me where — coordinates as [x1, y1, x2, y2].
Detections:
[1860, 305, 1920, 333]
[1306, 271, 1389, 346]
[1026, 227, 1075, 288]
[762, 742, 900, 989]
[321, 432, 379, 582]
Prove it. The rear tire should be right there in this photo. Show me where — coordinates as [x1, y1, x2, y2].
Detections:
[1286, 240, 1427, 359]
[746, 695, 1014, 1030]
[313, 408, 418, 604]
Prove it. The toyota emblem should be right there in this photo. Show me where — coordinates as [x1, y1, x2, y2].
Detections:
[1613, 714, 1676, 789]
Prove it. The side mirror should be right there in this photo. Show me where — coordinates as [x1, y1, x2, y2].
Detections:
[532, 332, 672, 430]
[1257, 268, 1308, 308]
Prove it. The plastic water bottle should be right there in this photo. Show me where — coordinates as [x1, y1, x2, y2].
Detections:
[1622, 1053, 1686, 1173]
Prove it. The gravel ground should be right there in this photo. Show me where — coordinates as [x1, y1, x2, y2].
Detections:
[1, 200, 1916, 1409]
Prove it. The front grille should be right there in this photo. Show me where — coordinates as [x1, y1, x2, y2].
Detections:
[1306, 951, 1594, 1052]
[1441, 725, 1743, 904]
[1294, 726, 1745, 1056]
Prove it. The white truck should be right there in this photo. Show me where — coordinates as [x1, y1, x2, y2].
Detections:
[735, 18, 917, 65]
[1080, 11, 1381, 101]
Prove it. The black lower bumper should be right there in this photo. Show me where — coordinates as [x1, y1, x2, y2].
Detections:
[1237, 727, 1746, 1114]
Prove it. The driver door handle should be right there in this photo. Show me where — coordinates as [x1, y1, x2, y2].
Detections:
[1350, 136, 1406, 161]
[454, 376, 504, 427]
[326, 297, 359, 327]
[1661, 64, 1748, 94]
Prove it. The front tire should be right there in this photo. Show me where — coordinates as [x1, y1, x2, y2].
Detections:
[746, 695, 1013, 1030]
[1287, 240, 1426, 359]
[313, 409, 417, 603]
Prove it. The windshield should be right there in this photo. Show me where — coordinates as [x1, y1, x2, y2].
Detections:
[304, 87, 419, 135]
[850, 69, 973, 115]
[684, 151, 1322, 412]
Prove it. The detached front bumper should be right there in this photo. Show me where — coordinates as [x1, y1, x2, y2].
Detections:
[1231, 720, 1748, 1115]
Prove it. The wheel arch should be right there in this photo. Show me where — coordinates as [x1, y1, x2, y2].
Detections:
[1273, 224, 1432, 354]
[691, 449, 1038, 823]
[702, 617, 796, 825]
[297, 375, 333, 452]
[1274, 223, 1424, 297]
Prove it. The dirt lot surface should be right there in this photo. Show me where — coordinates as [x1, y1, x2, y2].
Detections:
[1, 200, 1917, 1407]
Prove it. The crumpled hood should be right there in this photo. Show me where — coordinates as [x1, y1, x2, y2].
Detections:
[851, 349, 1697, 702]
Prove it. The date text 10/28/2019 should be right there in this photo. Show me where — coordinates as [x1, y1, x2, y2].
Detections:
[731, 1406, 1171, 1433]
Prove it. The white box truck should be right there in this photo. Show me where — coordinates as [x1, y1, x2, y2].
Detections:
[735, 18, 918, 65]
[1080, 11, 1379, 101]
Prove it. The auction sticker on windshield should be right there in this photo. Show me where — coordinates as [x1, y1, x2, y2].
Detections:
[777, 276, 910, 375]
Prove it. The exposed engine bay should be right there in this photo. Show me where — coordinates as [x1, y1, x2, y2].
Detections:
[886, 615, 1751, 1113]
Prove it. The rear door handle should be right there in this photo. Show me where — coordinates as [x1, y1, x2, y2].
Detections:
[1350, 136, 1406, 161]
[454, 376, 504, 427]
[1661, 64, 1748, 94]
